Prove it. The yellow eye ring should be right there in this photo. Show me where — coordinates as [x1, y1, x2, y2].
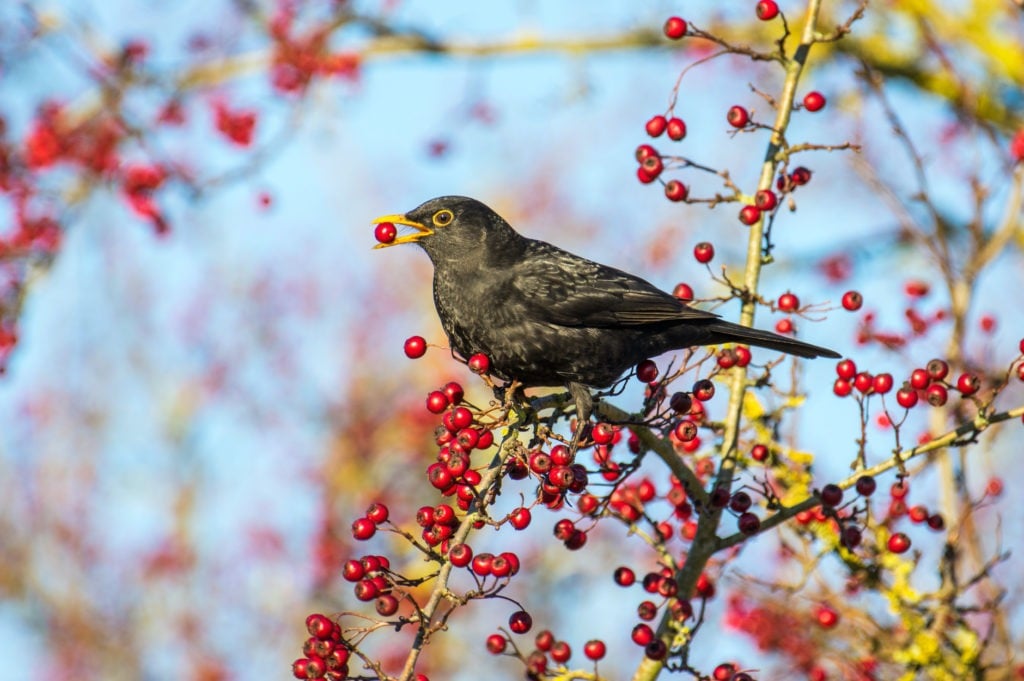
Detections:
[432, 209, 454, 227]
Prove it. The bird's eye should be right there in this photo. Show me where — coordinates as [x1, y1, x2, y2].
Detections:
[432, 209, 454, 227]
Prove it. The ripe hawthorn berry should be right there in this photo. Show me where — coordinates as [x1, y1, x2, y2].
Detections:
[468, 352, 490, 374]
[820, 484, 843, 507]
[727, 105, 750, 128]
[663, 16, 687, 39]
[841, 525, 862, 548]
[645, 640, 668, 660]
[693, 241, 715, 263]
[443, 381, 464, 405]
[926, 383, 948, 406]
[351, 517, 376, 540]
[713, 663, 737, 681]
[403, 335, 427, 358]
[790, 166, 812, 185]
[666, 117, 687, 140]
[646, 115, 668, 137]
[853, 371, 873, 393]
[508, 610, 533, 634]
[664, 179, 688, 202]
[673, 282, 694, 301]
[449, 543, 473, 567]
[896, 385, 918, 409]
[803, 91, 827, 112]
[926, 358, 949, 381]
[635, 144, 657, 161]
[754, 189, 778, 211]
[833, 378, 852, 397]
[887, 532, 911, 554]
[756, 0, 780, 20]
[693, 378, 715, 401]
[734, 345, 751, 366]
[614, 566, 636, 586]
[486, 634, 506, 654]
[956, 372, 980, 395]
[631, 623, 654, 646]
[836, 358, 857, 380]
[842, 290, 863, 311]
[425, 390, 449, 414]
[636, 359, 659, 383]
[909, 368, 930, 390]
[366, 502, 389, 524]
[872, 373, 894, 394]
[583, 639, 607, 660]
[750, 443, 769, 462]
[739, 204, 761, 225]
[738, 512, 760, 534]
[777, 291, 800, 312]
[374, 222, 397, 244]
[509, 506, 531, 530]
[376, 593, 399, 616]
[550, 641, 571, 664]
[890, 480, 909, 499]
[775, 317, 794, 335]
[815, 605, 839, 628]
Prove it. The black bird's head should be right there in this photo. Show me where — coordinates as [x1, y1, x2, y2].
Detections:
[372, 196, 523, 265]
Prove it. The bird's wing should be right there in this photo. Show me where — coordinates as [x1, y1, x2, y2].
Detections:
[508, 242, 719, 328]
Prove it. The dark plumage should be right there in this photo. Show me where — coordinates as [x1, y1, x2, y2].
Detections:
[373, 196, 839, 417]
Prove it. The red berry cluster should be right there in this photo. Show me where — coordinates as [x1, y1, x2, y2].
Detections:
[293, 613, 352, 680]
[833, 356, 982, 409]
[267, 6, 361, 94]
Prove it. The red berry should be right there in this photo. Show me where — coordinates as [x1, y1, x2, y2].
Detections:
[639, 154, 663, 182]
[673, 282, 694, 301]
[664, 179, 689, 202]
[693, 241, 715, 263]
[291, 659, 310, 679]
[803, 91, 827, 112]
[841, 525, 863, 548]
[614, 566, 636, 586]
[727, 105, 749, 128]
[905, 280, 930, 297]
[836, 359, 857, 380]
[775, 317, 794, 334]
[631, 623, 654, 646]
[449, 543, 473, 567]
[403, 335, 427, 358]
[833, 378, 852, 397]
[956, 372, 979, 395]
[790, 166, 812, 185]
[693, 378, 715, 401]
[927, 514, 945, 531]
[820, 484, 843, 507]
[777, 292, 800, 312]
[508, 610, 533, 634]
[509, 506, 532, 530]
[756, 0, 780, 20]
[426, 390, 449, 414]
[583, 639, 607, 661]
[842, 290, 863, 311]
[663, 16, 687, 39]
[754, 189, 778, 210]
[374, 222, 397, 244]
[366, 502, 389, 524]
[750, 443, 769, 462]
[376, 593, 399, 616]
[673, 419, 697, 442]
[468, 352, 490, 374]
[738, 512, 760, 534]
[550, 641, 571, 664]
[926, 383, 948, 406]
[739, 204, 761, 225]
[306, 613, 333, 639]
[890, 481, 910, 499]
[815, 604, 839, 627]
[896, 385, 919, 409]
[734, 345, 751, 366]
[486, 633, 506, 654]
[713, 663, 737, 681]
[887, 532, 911, 554]
[636, 359, 659, 383]
[351, 517, 376, 540]
[872, 373, 894, 394]
[666, 117, 687, 140]
[855, 475, 877, 496]
[853, 371, 873, 393]
[926, 358, 949, 381]
[646, 115, 668, 137]
[635, 144, 657, 161]
[910, 368, 930, 390]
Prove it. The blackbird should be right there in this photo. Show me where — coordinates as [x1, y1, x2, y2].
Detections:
[373, 196, 839, 421]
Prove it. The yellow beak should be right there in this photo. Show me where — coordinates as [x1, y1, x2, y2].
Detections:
[371, 214, 433, 248]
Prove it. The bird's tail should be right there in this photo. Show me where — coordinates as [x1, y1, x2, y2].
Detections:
[698, 319, 840, 359]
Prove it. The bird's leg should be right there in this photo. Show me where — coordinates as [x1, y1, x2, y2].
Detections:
[567, 381, 594, 454]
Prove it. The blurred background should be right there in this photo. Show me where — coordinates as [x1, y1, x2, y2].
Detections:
[0, 1, 1022, 679]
